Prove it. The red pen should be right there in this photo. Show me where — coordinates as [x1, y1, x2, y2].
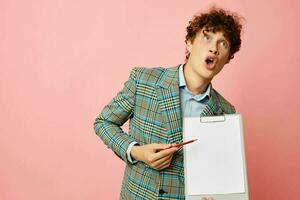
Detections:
[171, 139, 198, 148]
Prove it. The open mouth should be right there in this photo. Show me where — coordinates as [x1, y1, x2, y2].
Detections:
[205, 56, 217, 70]
[205, 58, 214, 65]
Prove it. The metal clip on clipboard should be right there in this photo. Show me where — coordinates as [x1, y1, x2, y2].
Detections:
[200, 115, 226, 123]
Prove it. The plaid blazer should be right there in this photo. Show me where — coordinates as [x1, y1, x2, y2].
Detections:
[94, 65, 236, 200]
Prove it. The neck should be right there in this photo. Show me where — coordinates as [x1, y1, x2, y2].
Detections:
[183, 63, 211, 95]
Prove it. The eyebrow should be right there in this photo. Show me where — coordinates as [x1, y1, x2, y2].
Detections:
[202, 29, 210, 35]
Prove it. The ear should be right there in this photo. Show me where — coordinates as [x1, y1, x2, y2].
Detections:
[186, 40, 192, 53]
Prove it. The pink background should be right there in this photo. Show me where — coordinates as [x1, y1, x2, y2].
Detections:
[1, 0, 299, 199]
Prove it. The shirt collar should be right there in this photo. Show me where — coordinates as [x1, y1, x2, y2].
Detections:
[179, 64, 186, 87]
[178, 64, 211, 98]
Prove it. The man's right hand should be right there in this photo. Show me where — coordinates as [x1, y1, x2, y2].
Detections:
[131, 143, 178, 171]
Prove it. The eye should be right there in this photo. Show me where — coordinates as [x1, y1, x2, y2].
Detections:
[204, 35, 210, 41]
[220, 40, 229, 49]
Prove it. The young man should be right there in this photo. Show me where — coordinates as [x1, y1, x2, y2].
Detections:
[94, 7, 243, 200]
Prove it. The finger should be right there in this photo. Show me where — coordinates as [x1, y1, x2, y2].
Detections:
[201, 198, 207, 200]
[163, 143, 178, 149]
[153, 147, 178, 160]
[156, 160, 172, 171]
[154, 155, 172, 169]
[170, 143, 180, 148]
[150, 154, 172, 168]
[152, 143, 172, 151]
[146, 148, 173, 164]
[157, 159, 172, 169]
[156, 163, 168, 171]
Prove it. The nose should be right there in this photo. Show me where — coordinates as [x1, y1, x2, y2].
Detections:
[209, 43, 219, 55]
[209, 49, 219, 55]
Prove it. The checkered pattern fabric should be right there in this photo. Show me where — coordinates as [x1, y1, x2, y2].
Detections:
[94, 65, 236, 199]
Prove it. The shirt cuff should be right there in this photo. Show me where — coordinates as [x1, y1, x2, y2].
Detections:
[127, 141, 139, 164]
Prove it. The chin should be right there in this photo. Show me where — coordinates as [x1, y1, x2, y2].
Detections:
[198, 69, 214, 79]
[198, 72, 214, 81]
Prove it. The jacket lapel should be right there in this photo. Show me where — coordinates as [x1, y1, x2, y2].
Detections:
[200, 88, 224, 116]
[155, 65, 223, 143]
[155, 65, 182, 144]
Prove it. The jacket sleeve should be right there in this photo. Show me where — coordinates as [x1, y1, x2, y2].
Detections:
[93, 67, 138, 163]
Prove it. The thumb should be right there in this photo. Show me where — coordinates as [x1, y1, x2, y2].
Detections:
[152, 143, 171, 151]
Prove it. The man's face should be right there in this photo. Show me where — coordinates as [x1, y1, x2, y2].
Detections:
[186, 29, 231, 81]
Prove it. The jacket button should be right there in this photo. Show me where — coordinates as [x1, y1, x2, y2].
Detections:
[159, 189, 166, 194]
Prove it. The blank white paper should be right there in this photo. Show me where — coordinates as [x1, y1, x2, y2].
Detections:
[184, 115, 245, 195]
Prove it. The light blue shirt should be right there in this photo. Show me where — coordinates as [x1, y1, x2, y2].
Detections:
[127, 64, 211, 163]
[178, 64, 211, 117]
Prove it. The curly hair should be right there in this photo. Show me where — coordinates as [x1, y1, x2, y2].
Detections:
[185, 7, 243, 61]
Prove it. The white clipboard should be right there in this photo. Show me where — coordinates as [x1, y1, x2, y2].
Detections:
[183, 114, 249, 200]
